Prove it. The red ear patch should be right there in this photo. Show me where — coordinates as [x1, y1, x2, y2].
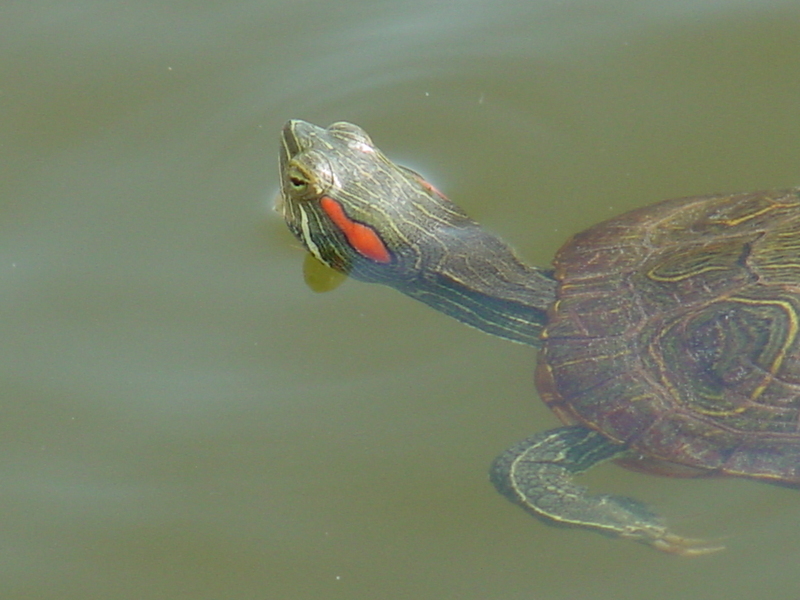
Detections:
[319, 196, 392, 264]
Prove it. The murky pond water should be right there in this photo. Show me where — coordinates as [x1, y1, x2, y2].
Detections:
[3, 1, 800, 598]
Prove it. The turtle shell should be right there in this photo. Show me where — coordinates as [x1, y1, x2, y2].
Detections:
[536, 188, 800, 484]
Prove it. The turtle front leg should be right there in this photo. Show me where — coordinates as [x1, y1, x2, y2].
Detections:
[489, 426, 722, 556]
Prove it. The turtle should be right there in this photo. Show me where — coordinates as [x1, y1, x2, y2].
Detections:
[277, 119, 800, 555]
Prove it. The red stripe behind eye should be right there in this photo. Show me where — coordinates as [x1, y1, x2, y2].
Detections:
[319, 196, 392, 264]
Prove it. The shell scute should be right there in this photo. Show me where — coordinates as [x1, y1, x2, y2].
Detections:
[542, 188, 800, 479]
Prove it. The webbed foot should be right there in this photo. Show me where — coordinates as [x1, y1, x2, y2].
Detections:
[490, 426, 723, 555]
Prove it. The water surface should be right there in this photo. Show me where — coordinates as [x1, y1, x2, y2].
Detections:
[3, 1, 800, 598]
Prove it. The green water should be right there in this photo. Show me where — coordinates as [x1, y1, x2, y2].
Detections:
[3, 1, 800, 598]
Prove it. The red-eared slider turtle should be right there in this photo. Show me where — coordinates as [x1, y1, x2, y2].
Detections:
[277, 119, 800, 555]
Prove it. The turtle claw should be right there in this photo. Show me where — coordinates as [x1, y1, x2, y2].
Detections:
[648, 532, 725, 557]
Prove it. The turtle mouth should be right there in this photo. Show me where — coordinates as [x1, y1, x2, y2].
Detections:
[277, 120, 312, 225]
[278, 121, 300, 203]
[278, 121, 299, 170]
[278, 120, 334, 259]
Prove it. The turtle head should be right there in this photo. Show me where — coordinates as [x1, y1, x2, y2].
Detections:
[278, 119, 469, 284]
[278, 119, 554, 345]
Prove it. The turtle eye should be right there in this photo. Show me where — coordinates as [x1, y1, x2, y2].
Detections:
[286, 164, 311, 196]
[283, 155, 335, 201]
